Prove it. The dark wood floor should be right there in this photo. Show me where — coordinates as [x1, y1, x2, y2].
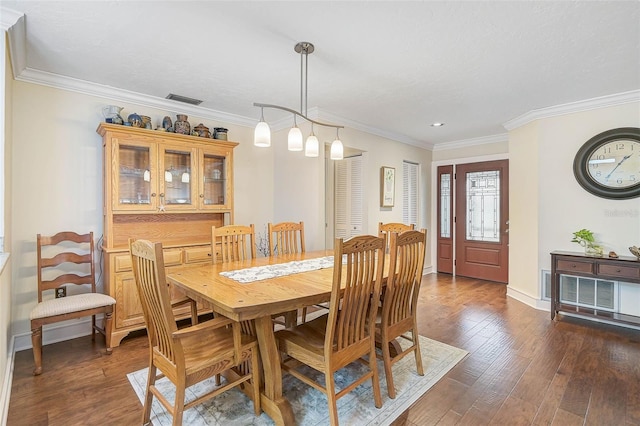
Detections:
[8, 274, 640, 425]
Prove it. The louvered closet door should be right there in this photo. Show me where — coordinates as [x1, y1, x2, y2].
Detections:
[335, 155, 363, 239]
[402, 161, 419, 227]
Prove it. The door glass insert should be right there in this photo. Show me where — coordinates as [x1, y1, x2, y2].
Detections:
[440, 173, 451, 238]
[203, 153, 225, 205]
[164, 149, 192, 205]
[466, 170, 500, 242]
[118, 145, 151, 205]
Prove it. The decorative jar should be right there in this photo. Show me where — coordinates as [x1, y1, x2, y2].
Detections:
[174, 114, 191, 135]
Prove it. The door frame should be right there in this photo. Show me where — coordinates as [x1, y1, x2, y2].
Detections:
[431, 153, 509, 277]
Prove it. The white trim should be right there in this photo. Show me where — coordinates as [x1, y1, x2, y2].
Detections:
[13, 316, 102, 352]
[16, 68, 258, 128]
[503, 89, 640, 130]
[432, 133, 508, 152]
[506, 286, 550, 312]
[0, 7, 26, 80]
[0, 335, 15, 426]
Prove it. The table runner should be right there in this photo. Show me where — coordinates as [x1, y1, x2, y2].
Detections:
[220, 256, 335, 283]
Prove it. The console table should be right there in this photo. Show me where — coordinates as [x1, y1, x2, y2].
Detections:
[550, 250, 640, 326]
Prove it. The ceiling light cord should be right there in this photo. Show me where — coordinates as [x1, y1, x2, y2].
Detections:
[254, 41, 344, 160]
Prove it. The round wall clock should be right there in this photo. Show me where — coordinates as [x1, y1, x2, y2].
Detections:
[573, 127, 640, 200]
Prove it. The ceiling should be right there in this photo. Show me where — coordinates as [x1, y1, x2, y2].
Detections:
[2, 1, 639, 150]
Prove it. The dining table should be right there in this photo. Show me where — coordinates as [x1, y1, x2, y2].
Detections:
[167, 250, 339, 425]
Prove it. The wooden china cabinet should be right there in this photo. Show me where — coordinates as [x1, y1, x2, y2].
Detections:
[97, 123, 237, 346]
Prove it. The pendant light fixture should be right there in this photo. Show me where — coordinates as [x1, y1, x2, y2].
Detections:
[254, 42, 344, 160]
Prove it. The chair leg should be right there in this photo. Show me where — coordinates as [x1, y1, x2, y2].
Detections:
[325, 371, 339, 426]
[251, 346, 261, 416]
[142, 364, 157, 425]
[91, 314, 97, 341]
[173, 380, 186, 426]
[301, 307, 308, 324]
[104, 310, 114, 354]
[381, 337, 396, 399]
[31, 325, 43, 376]
[370, 344, 383, 408]
[190, 300, 198, 326]
[412, 328, 424, 376]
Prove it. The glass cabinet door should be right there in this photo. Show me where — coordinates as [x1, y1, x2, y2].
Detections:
[160, 146, 197, 209]
[201, 151, 227, 208]
[115, 142, 156, 210]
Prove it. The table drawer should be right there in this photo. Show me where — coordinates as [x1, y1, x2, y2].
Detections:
[598, 264, 640, 280]
[556, 260, 594, 274]
[183, 246, 212, 264]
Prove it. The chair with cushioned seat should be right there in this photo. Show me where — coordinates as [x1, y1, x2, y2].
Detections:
[30, 231, 115, 375]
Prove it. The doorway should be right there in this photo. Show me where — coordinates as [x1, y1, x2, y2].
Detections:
[437, 160, 509, 283]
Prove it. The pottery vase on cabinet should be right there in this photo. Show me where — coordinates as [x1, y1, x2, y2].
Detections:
[174, 114, 191, 135]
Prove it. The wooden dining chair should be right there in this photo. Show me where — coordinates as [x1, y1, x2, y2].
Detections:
[211, 224, 256, 263]
[268, 221, 310, 325]
[211, 224, 257, 335]
[267, 221, 305, 256]
[129, 239, 261, 425]
[30, 231, 115, 375]
[378, 222, 415, 251]
[275, 235, 385, 426]
[376, 229, 427, 399]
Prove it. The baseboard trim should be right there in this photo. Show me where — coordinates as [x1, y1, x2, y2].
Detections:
[13, 317, 99, 353]
[0, 335, 15, 426]
[506, 286, 550, 311]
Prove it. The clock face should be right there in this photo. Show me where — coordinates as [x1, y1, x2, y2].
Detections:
[573, 127, 640, 199]
[586, 139, 640, 189]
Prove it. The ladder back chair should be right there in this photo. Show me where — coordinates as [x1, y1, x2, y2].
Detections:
[211, 224, 256, 263]
[376, 229, 427, 398]
[268, 221, 309, 325]
[267, 221, 305, 256]
[275, 235, 386, 426]
[129, 239, 261, 426]
[30, 231, 115, 375]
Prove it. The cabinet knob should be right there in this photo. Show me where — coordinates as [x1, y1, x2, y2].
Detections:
[151, 193, 156, 197]
[199, 194, 204, 198]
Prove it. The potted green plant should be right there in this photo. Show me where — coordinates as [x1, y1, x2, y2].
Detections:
[571, 229, 603, 256]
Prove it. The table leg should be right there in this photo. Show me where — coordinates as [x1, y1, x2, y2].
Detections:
[254, 316, 295, 426]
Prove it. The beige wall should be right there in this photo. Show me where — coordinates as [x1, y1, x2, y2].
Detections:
[1, 33, 14, 422]
[7, 79, 433, 346]
[508, 101, 640, 301]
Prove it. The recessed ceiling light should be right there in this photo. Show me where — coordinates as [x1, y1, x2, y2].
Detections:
[431, 122, 445, 127]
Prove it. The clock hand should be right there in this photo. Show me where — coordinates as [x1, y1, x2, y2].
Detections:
[605, 154, 632, 179]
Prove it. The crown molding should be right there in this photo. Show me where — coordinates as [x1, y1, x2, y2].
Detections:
[1, 7, 26, 79]
[432, 133, 508, 152]
[15, 67, 259, 128]
[503, 89, 640, 131]
[317, 108, 429, 149]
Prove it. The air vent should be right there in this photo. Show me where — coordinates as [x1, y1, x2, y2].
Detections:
[165, 93, 203, 106]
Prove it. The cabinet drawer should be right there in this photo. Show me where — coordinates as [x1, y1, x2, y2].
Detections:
[598, 264, 640, 280]
[183, 246, 212, 264]
[163, 248, 182, 266]
[114, 254, 132, 272]
[556, 260, 594, 274]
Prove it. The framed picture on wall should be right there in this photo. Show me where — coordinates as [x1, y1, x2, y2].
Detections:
[381, 166, 395, 207]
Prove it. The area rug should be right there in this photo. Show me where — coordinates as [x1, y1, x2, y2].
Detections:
[127, 335, 466, 425]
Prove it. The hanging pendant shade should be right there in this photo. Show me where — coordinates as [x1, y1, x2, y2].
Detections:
[305, 134, 319, 157]
[288, 126, 303, 151]
[330, 138, 344, 160]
